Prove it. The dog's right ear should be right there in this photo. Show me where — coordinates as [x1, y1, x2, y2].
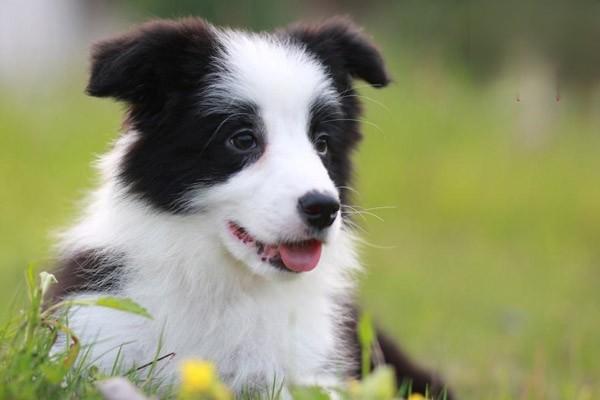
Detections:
[87, 18, 216, 106]
[286, 17, 390, 88]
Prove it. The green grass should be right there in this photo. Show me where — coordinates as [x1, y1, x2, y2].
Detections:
[0, 268, 426, 399]
[1, 57, 599, 398]
[0, 268, 168, 399]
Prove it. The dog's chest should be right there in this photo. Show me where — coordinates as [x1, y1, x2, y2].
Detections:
[119, 272, 341, 389]
[174, 300, 335, 387]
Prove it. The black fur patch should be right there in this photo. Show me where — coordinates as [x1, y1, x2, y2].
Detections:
[120, 100, 265, 212]
[308, 97, 356, 205]
[343, 306, 454, 399]
[285, 17, 390, 89]
[46, 249, 125, 304]
[87, 18, 217, 110]
[86, 17, 389, 213]
[87, 18, 251, 212]
[87, 19, 272, 212]
[286, 17, 390, 205]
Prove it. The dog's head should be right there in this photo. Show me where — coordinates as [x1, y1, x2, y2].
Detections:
[88, 17, 388, 278]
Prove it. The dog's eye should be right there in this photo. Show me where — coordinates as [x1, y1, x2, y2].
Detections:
[314, 134, 329, 156]
[229, 130, 258, 152]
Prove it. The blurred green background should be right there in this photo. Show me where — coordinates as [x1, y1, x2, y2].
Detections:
[1, 1, 599, 399]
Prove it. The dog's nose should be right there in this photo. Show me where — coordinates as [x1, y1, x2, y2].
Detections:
[298, 192, 340, 230]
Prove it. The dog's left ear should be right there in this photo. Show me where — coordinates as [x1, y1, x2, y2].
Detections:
[86, 18, 216, 107]
[286, 17, 390, 88]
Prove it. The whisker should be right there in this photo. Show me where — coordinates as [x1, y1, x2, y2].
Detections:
[341, 205, 386, 222]
[353, 236, 397, 250]
[342, 219, 367, 234]
[341, 211, 369, 223]
[338, 93, 390, 113]
[342, 210, 384, 222]
[198, 112, 248, 156]
[354, 205, 397, 212]
[310, 99, 343, 119]
[321, 118, 384, 135]
[337, 185, 360, 196]
[337, 82, 380, 96]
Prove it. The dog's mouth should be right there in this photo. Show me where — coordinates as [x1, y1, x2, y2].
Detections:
[227, 222, 322, 273]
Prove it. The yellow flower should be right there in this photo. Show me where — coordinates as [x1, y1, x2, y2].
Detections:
[180, 359, 216, 393]
[347, 378, 361, 396]
[408, 394, 428, 400]
[212, 382, 232, 400]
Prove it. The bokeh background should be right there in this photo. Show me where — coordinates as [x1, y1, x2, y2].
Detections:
[1, 1, 599, 398]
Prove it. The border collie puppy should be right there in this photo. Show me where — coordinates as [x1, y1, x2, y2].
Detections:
[49, 17, 451, 398]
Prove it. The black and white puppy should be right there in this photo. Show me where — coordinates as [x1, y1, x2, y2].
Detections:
[49, 17, 451, 397]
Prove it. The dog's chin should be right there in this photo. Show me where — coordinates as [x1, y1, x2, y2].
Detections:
[220, 221, 327, 279]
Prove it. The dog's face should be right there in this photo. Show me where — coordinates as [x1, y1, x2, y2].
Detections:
[88, 18, 388, 278]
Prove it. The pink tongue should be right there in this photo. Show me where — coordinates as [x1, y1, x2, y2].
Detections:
[279, 240, 322, 272]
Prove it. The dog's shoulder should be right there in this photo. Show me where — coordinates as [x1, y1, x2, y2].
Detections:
[47, 248, 125, 303]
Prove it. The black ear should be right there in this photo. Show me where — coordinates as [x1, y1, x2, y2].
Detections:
[87, 18, 216, 105]
[287, 17, 390, 88]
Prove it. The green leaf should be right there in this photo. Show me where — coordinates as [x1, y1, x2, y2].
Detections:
[291, 386, 331, 400]
[25, 263, 37, 301]
[41, 362, 67, 384]
[94, 297, 153, 319]
[358, 312, 375, 377]
[59, 297, 153, 319]
[359, 366, 396, 400]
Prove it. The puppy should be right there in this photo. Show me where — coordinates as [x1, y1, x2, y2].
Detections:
[49, 17, 451, 398]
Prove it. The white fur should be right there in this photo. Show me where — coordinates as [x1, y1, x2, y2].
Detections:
[56, 31, 361, 392]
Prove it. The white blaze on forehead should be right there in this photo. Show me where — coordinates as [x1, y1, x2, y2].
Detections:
[197, 29, 342, 230]
[209, 30, 338, 115]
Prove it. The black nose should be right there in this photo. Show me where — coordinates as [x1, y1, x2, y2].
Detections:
[298, 192, 340, 230]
